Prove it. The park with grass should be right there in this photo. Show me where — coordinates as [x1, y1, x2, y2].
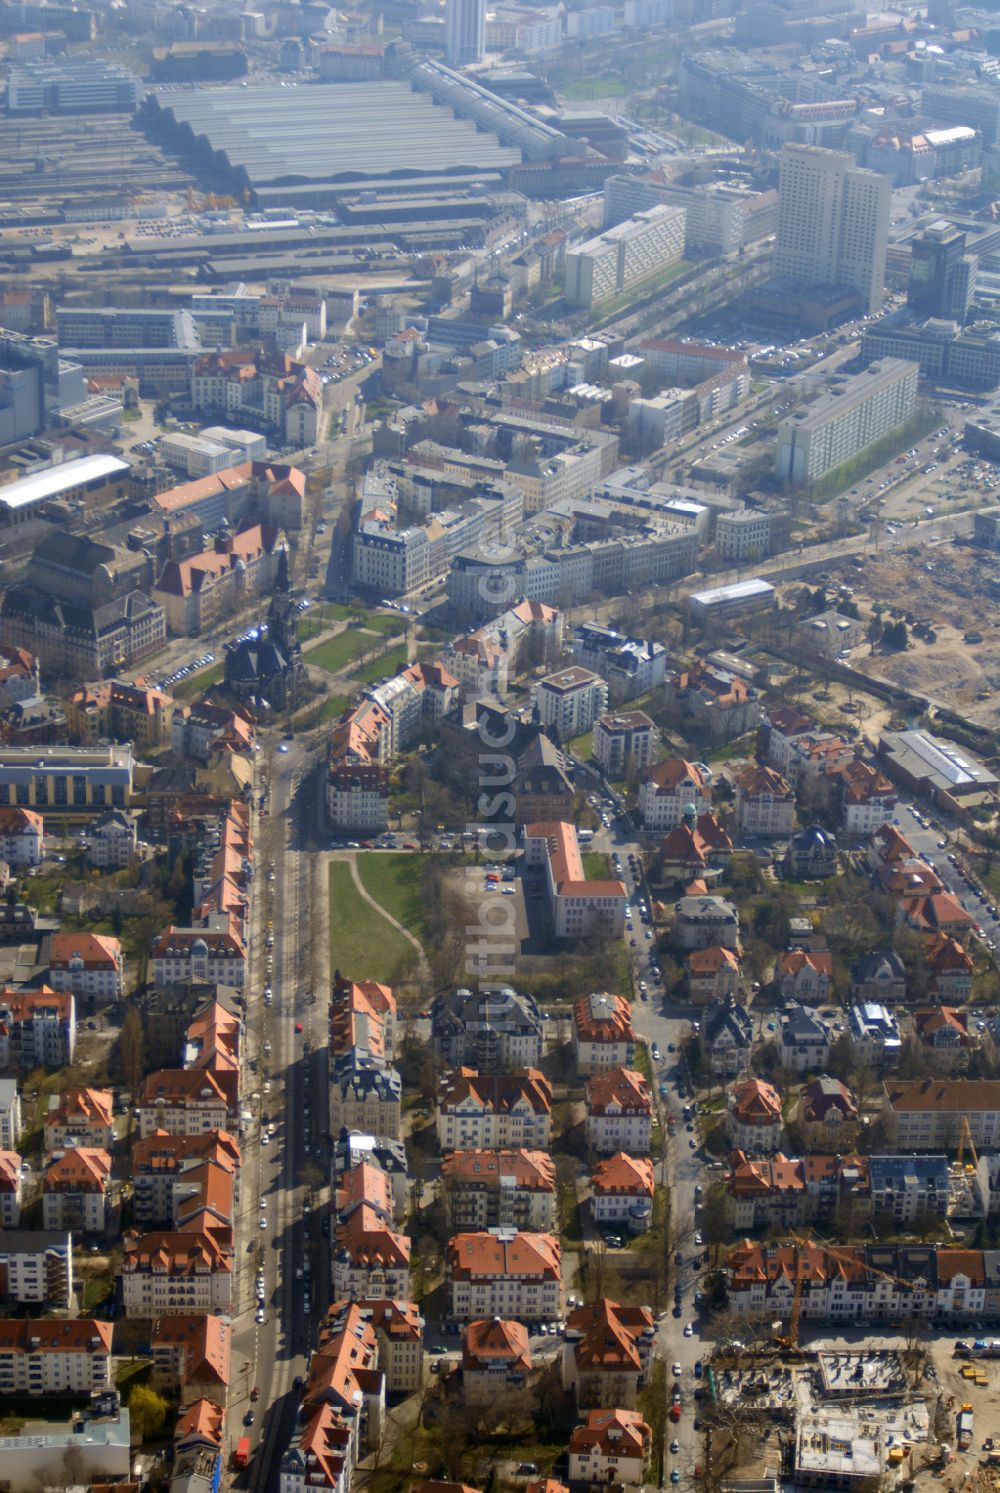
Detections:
[328, 860, 420, 983]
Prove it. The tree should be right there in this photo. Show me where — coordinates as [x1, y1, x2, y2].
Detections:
[118, 1007, 145, 1101]
[129, 1383, 170, 1440]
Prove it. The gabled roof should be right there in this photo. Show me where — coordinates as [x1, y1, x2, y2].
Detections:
[565, 1297, 653, 1372]
[585, 1066, 651, 1116]
[642, 757, 706, 795]
[446, 1231, 560, 1281]
[779, 949, 833, 980]
[462, 1317, 531, 1371]
[151, 1314, 231, 1385]
[569, 1408, 651, 1460]
[590, 1152, 654, 1198]
[729, 1078, 781, 1125]
[800, 1075, 857, 1123]
[734, 762, 793, 799]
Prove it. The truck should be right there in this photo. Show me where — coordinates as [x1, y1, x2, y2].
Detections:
[957, 1406, 974, 1451]
[233, 1437, 252, 1469]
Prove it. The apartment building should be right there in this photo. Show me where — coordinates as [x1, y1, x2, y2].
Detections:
[436, 1069, 553, 1152]
[639, 758, 710, 833]
[701, 995, 752, 1077]
[774, 144, 891, 316]
[734, 763, 796, 839]
[331, 979, 396, 1062]
[332, 1207, 411, 1301]
[0, 1232, 73, 1307]
[686, 945, 742, 1005]
[725, 1239, 991, 1323]
[798, 1076, 861, 1151]
[565, 205, 686, 308]
[0, 1082, 21, 1151]
[716, 509, 773, 561]
[138, 1069, 236, 1139]
[0, 1152, 21, 1228]
[836, 758, 897, 836]
[568, 1409, 651, 1487]
[593, 711, 657, 778]
[0, 987, 75, 1069]
[431, 986, 542, 1072]
[776, 360, 919, 488]
[573, 992, 636, 1076]
[151, 1315, 231, 1407]
[441, 1148, 556, 1232]
[590, 1152, 655, 1233]
[132, 1132, 241, 1232]
[727, 1078, 784, 1154]
[664, 658, 762, 747]
[0, 1319, 112, 1398]
[585, 1067, 652, 1156]
[779, 1005, 833, 1075]
[522, 820, 627, 939]
[446, 1230, 562, 1323]
[43, 1087, 112, 1150]
[0, 807, 42, 866]
[121, 1230, 233, 1316]
[883, 1079, 1000, 1150]
[66, 679, 174, 749]
[534, 667, 608, 740]
[42, 1148, 111, 1234]
[330, 1053, 401, 1140]
[849, 1002, 902, 1069]
[562, 1299, 655, 1410]
[85, 809, 139, 870]
[869, 1154, 949, 1226]
[572, 623, 666, 704]
[47, 932, 124, 1004]
[673, 894, 739, 951]
[346, 1298, 424, 1395]
[150, 916, 246, 989]
[461, 1318, 532, 1404]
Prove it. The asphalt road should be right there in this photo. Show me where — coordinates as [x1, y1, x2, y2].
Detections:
[229, 736, 329, 1493]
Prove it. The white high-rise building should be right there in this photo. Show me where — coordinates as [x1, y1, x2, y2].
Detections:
[775, 144, 891, 316]
[446, 0, 485, 65]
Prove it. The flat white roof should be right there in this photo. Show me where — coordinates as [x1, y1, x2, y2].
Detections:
[689, 577, 775, 605]
[0, 454, 130, 512]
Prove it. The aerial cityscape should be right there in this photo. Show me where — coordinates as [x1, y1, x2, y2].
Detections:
[6, 0, 1000, 1491]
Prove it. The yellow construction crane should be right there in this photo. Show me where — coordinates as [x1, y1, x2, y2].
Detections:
[957, 1116, 980, 1172]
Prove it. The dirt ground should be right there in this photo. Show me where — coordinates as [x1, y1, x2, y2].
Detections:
[821, 544, 1000, 728]
[922, 1338, 1000, 1493]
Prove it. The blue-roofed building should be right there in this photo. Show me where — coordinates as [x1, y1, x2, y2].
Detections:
[784, 824, 838, 880]
[869, 1154, 949, 1224]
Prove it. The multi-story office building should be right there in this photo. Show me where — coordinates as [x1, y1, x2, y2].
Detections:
[445, 0, 485, 64]
[7, 60, 142, 113]
[605, 176, 756, 257]
[908, 222, 975, 321]
[922, 84, 1000, 147]
[0, 746, 133, 815]
[593, 710, 657, 778]
[861, 319, 1000, 391]
[56, 307, 197, 350]
[775, 144, 891, 315]
[776, 359, 919, 487]
[565, 205, 686, 309]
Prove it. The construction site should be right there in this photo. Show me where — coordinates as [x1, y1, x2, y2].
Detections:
[823, 537, 1000, 731]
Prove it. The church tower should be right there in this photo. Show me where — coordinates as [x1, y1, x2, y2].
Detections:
[267, 544, 301, 667]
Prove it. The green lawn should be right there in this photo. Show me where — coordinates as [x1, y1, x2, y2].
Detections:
[568, 729, 594, 761]
[356, 852, 429, 947]
[583, 850, 611, 880]
[174, 661, 223, 699]
[350, 645, 408, 685]
[293, 692, 349, 729]
[364, 614, 407, 637]
[561, 76, 622, 100]
[305, 629, 376, 675]
[328, 860, 415, 981]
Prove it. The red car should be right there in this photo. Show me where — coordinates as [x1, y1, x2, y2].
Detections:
[295, 1022, 303, 1033]
[361, 841, 373, 849]
[486, 873, 499, 883]
[403, 842, 418, 850]
[250, 1385, 260, 1402]
[669, 1405, 681, 1423]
